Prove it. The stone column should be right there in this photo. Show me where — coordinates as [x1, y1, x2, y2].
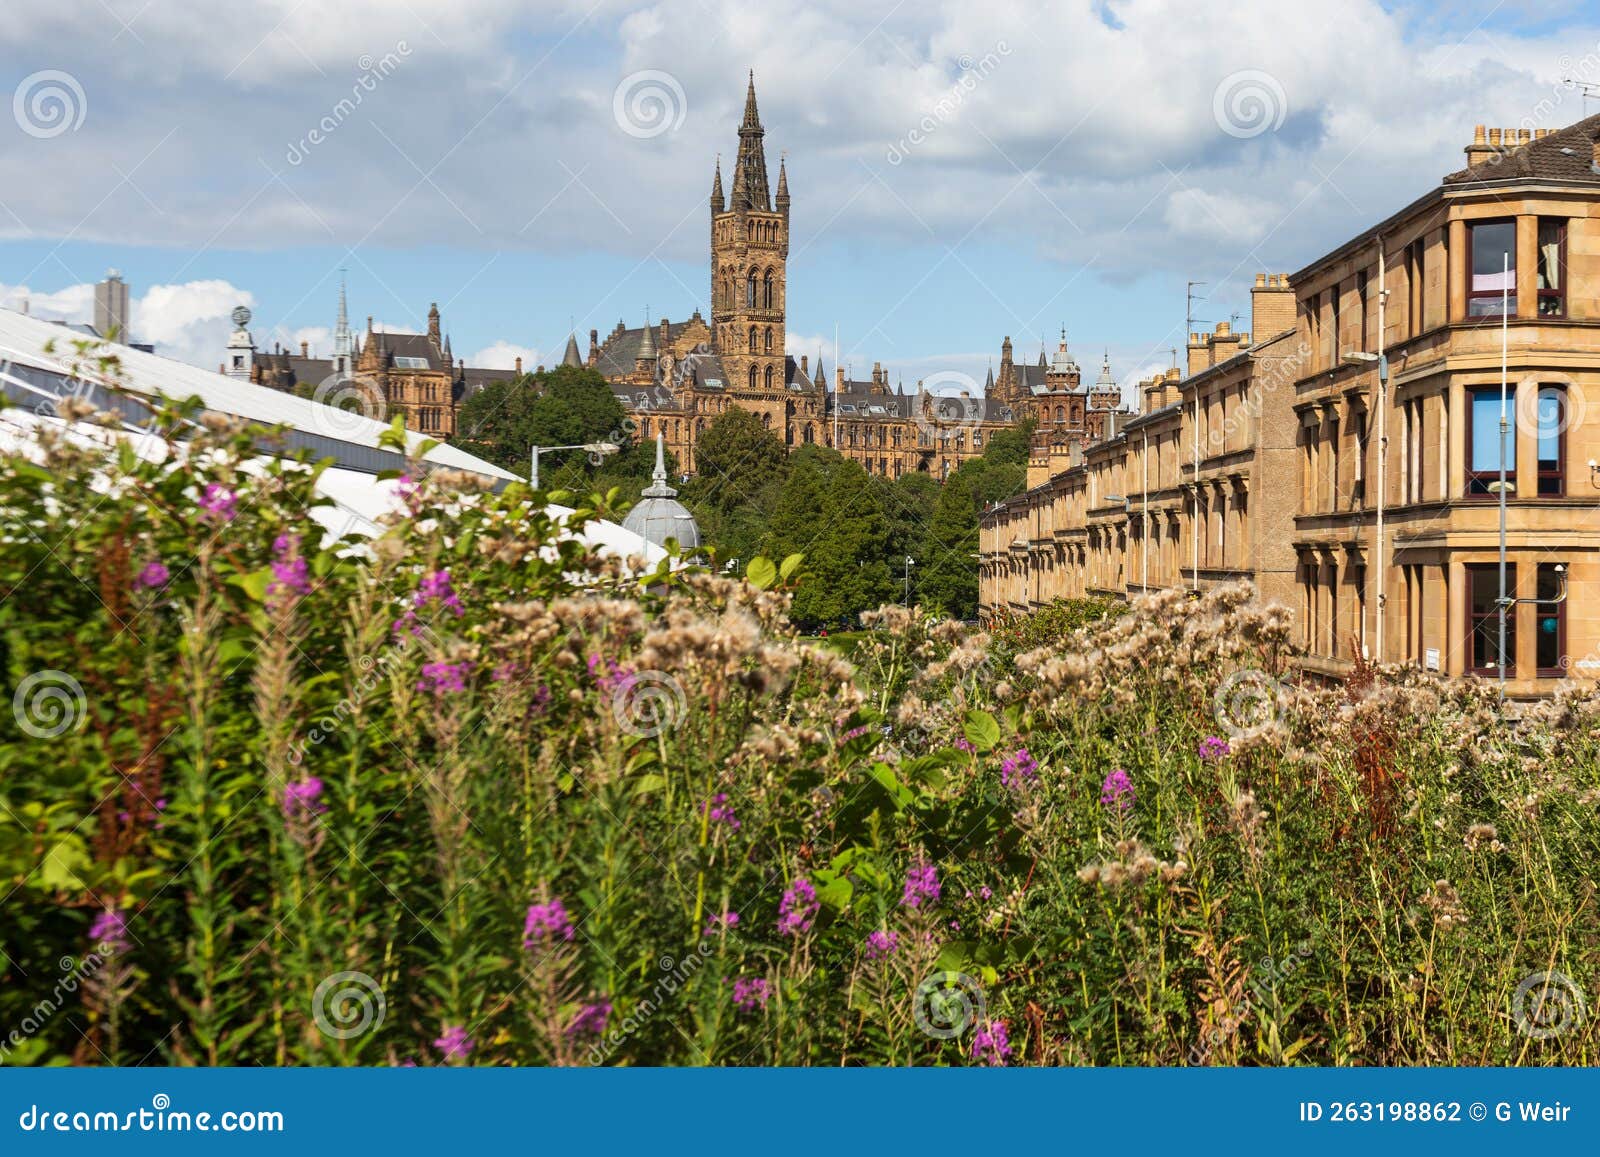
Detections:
[1447, 219, 1468, 325]
[1516, 215, 1538, 320]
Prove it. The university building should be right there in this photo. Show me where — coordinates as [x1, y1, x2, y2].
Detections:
[585, 76, 1123, 481]
[982, 113, 1600, 696]
[223, 283, 517, 439]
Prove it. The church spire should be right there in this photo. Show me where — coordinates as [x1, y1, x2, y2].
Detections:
[711, 153, 725, 214]
[332, 270, 354, 375]
[742, 69, 761, 131]
[775, 154, 789, 217]
[733, 71, 770, 211]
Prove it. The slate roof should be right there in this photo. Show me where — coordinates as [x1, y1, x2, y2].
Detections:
[593, 318, 706, 378]
[1443, 114, 1600, 186]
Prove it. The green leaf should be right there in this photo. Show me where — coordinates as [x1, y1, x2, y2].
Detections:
[866, 761, 915, 810]
[746, 556, 777, 591]
[630, 774, 668, 797]
[39, 836, 91, 891]
[961, 709, 1001, 753]
[227, 568, 272, 604]
[778, 552, 805, 580]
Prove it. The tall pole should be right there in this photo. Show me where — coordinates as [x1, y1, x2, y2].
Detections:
[1141, 430, 1149, 590]
[1192, 393, 1200, 593]
[1497, 252, 1509, 701]
[1374, 240, 1388, 664]
[531, 445, 541, 490]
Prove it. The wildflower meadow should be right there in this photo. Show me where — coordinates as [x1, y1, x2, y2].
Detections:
[2, 399, 1597, 1067]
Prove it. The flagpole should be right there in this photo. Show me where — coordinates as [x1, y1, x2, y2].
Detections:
[1497, 251, 1509, 702]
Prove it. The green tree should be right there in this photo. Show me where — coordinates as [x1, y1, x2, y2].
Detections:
[915, 421, 1032, 618]
[453, 364, 653, 491]
[687, 407, 788, 515]
[764, 447, 895, 627]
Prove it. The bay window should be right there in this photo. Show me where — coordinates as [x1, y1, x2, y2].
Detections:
[1468, 220, 1516, 317]
[1537, 219, 1566, 317]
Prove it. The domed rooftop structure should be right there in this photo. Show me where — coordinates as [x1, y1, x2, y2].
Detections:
[623, 433, 701, 552]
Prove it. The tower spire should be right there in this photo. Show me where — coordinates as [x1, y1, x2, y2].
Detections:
[733, 71, 770, 211]
[332, 270, 354, 375]
[776, 153, 790, 217]
[711, 153, 725, 213]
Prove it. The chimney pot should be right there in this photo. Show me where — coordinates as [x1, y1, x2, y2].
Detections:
[515, 356, 522, 374]
[1489, 127, 1502, 147]
[1473, 124, 1487, 144]
[300, 341, 309, 357]
[1255, 273, 1266, 287]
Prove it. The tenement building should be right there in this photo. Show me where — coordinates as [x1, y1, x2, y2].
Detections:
[982, 113, 1600, 697]
[591, 75, 1026, 481]
[981, 275, 1301, 614]
[223, 280, 517, 438]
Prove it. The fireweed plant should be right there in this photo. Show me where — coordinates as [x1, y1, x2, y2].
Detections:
[1, 392, 1598, 1066]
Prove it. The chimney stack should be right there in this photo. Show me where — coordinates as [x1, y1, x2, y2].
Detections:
[515, 356, 523, 375]
[300, 340, 309, 357]
[1464, 124, 1495, 167]
[1251, 271, 1295, 341]
[589, 328, 599, 365]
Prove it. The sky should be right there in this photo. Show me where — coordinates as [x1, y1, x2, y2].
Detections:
[2, 0, 1598, 398]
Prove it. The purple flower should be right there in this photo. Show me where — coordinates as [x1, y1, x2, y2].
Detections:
[703, 910, 740, 936]
[954, 738, 975, 754]
[731, 976, 770, 1013]
[523, 898, 575, 947]
[281, 777, 326, 819]
[1000, 747, 1038, 789]
[1100, 768, 1135, 812]
[901, 862, 941, 909]
[587, 654, 636, 694]
[839, 724, 870, 742]
[135, 561, 170, 590]
[566, 1001, 611, 1038]
[266, 533, 311, 606]
[864, 929, 900, 960]
[417, 661, 472, 695]
[971, 1019, 1012, 1067]
[395, 570, 464, 638]
[701, 792, 741, 831]
[88, 909, 131, 953]
[197, 482, 237, 523]
[417, 570, 464, 616]
[1198, 735, 1232, 762]
[433, 1025, 473, 1060]
[777, 876, 819, 936]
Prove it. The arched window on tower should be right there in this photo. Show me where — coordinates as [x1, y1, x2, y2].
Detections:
[764, 327, 773, 354]
[748, 327, 757, 353]
[763, 269, 773, 309]
[746, 272, 757, 307]
[764, 365, 774, 390]
[1055, 404, 1064, 424]
[748, 364, 758, 390]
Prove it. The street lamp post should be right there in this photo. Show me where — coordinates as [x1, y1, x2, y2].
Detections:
[904, 555, 915, 606]
[530, 442, 619, 489]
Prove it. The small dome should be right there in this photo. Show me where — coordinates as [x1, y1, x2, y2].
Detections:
[623, 434, 701, 551]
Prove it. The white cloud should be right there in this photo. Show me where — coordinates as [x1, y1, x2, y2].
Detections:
[469, 340, 540, 370]
[0, 282, 95, 322]
[0, 1, 1594, 328]
[1, 278, 255, 370]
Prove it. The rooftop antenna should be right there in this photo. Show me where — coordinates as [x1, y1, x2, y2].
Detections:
[1565, 77, 1600, 116]
[1186, 280, 1209, 344]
